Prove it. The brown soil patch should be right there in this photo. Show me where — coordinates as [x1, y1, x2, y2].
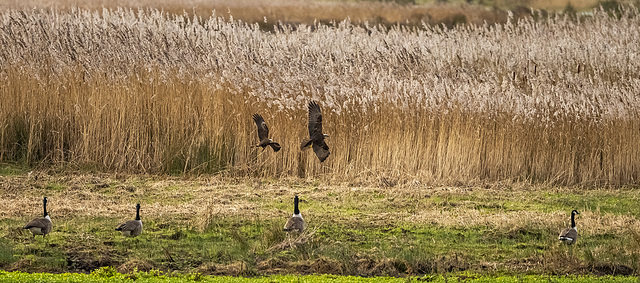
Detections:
[65, 247, 122, 272]
[586, 263, 635, 276]
[196, 262, 241, 276]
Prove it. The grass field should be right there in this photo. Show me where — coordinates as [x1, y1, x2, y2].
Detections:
[0, 166, 639, 276]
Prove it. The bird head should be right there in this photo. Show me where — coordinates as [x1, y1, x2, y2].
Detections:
[571, 210, 579, 215]
[323, 134, 330, 138]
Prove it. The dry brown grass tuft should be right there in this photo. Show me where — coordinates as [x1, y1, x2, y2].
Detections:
[117, 259, 153, 274]
[267, 227, 317, 253]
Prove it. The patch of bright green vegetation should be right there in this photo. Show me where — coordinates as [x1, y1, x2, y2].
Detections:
[416, 189, 640, 217]
[542, 191, 640, 217]
[0, 270, 638, 283]
[0, 163, 30, 176]
[45, 182, 66, 191]
[0, 239, 15, 266]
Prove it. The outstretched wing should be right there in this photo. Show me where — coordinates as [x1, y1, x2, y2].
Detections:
[252, 114, 269, 142]
[312, 142, 330, 162]
[308, 101, 324, 141]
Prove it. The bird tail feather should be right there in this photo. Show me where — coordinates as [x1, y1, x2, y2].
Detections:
[270, 143, 281, 152]
[300, 139, 312, 150]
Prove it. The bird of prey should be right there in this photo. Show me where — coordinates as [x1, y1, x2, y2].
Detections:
[300, 101, 330, 162]
[558, 210, 579, 245]
[252, 114, 281, 152]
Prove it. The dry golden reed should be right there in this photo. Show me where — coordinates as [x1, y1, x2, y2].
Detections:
[0, 0, 556, 29]
[1, 7, 640, 186]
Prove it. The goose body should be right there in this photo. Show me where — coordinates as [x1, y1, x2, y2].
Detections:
[116, 204, 143, 237]
[559, 210, 579, 244]
[284, 195, 305, 232]
[23, 197, 52, 238]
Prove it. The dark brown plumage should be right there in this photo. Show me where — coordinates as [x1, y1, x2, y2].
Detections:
[252, 114, 281, 152]
[116, 203, 143, 237]
[300, 101, 330, 162]
[284, 195, 305, 232]
[23, 197, 52, 239]
[559, 210, 579, 245]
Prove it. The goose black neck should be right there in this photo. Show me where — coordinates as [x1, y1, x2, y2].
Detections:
[570, 212, 576, 228]
[135, 204, 141, 220]
[43, 197, 48, 217]
[294, 196, 299, 215]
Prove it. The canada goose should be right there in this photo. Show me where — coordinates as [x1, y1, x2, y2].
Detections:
[23, 197, 53, 239]
[559, 210, 579, 244]
[115, 203, 143, 237]
[284, 195, 305, 232]
[300, 101, 330, 162]
[252, 114, 281, 152]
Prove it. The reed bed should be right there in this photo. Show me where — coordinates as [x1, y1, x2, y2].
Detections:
[0, 7, 639, 186]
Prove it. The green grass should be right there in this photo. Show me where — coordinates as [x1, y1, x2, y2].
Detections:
[0, 163, 29, 176]
[0, 270, 638, 283]
[1, 173, 639, 276]
[3, 215, 636, 276]
[0, 240, 14, 266]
